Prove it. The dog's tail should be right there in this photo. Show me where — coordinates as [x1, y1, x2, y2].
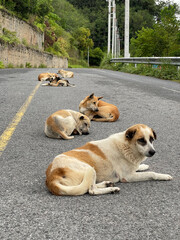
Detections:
[46, 167, 95, 196]
[92, 114, 119, 122]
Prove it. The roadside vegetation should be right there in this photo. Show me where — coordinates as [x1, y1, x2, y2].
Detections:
[0, 0, 179, 80]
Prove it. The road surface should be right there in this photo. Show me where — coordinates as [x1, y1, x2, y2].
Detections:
[0, 68, 180, 239]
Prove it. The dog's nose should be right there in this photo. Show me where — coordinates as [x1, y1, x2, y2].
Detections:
[95, 108, 99, 112]
[148, 149, 156, 157]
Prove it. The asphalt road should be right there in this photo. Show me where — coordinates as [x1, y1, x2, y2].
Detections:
[0, 68, 180, 240]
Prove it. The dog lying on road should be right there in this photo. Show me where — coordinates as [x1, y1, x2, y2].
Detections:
[79, 93, 120, 122]
[58, 69, 74, 78]
[38, 73, 58, 81]
[45, 109, 90, 140]
[46, 124, 172, 196]
[42, 79, 75, 87]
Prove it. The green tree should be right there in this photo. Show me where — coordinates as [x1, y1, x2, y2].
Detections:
[52, 0, 89, 32]
[74, 27, 94, 53]
[130, 5, 180, 57]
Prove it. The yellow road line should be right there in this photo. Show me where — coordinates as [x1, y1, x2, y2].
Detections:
[0, 82, 41, 156]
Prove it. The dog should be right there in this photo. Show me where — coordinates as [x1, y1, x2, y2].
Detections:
[46, 124, 172, 196]
[38, 73, 59, 81]
[79, 93, 120, 122]
[42, 79, 75, 87]
[45, 109, 90, 140]
[58, 69, 74, 78]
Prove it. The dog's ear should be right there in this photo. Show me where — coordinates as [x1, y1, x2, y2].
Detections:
[79, 116, 84, 120]
[88, 93, 94, 99]
[125, 128, 137, 140]
[151, 128, 157, 140]
[98, 96, 103, 100]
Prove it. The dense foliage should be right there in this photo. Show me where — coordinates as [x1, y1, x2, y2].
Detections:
[0, 0, 179, 67]
[131, 5, 180, 56]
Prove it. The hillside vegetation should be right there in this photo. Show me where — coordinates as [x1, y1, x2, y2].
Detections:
[0, 0, 179, 70]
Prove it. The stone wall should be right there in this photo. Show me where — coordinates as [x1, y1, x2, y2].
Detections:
[0, 8, 44, 50]
[0, 41, 68, 69]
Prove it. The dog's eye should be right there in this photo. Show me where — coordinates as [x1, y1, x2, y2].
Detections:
[149, 136, 154, 143]
[137, 138, 147, 145]
[93, 102, 96, 104]
[84, 123, 88, 126]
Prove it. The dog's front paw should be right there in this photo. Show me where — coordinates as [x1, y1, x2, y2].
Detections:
[155, 173, 173, 181]
[138, 164, 149, 171]
[163, 174, 173, 181]
[106, 181, 115, 187]
[111, 187, 120, 194]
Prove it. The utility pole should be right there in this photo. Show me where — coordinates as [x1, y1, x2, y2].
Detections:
[124, 0, 130, 58]
[107, 0, 112, 54]
[112, 0, 116, 58]
[106, 0, 120, 57]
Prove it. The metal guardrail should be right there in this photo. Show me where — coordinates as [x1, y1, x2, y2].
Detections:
[111, 57, 180, 66]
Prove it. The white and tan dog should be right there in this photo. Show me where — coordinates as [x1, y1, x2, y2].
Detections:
[79, 93, 120, 122]
[58, 69, 74, 78]
[46, 124, 172, 196]
[45, 110, 90, 140]
[38, 73, 59, 81]
[42, 79, 75, 87]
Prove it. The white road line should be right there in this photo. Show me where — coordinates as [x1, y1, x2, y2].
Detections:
[162, 87, 180, 93]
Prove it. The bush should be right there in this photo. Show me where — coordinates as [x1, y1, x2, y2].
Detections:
[25, 62, 32, 68]
[38, 63, 47, 68]
[0, 28, 20, 44]
[101, 57, 180, 81]
[0, 61, 4, 69]
[89, 47, 104, 66]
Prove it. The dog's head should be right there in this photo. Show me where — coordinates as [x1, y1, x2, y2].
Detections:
[46, 73, 58, 82]
[77, 114, 91, 135]
[83, 93, 103, 112]
[125, 124, 156, 157]
[57, 69, 64, 75]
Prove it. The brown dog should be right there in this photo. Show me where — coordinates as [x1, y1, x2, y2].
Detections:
[79, 93, 120, 122]
[46, 124, 172, 196]
[38, 73, 59, 81]
[58, 69, 74, 78]
[45, 109, 90, 140]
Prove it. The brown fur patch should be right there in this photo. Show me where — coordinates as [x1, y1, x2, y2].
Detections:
[63, 150, 96, 169]
[51, 110, 71, 118]
[77, 143, 106, 160]
[46, 167, 75, 195]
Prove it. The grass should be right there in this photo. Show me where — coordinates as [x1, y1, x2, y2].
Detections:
[100, 56, 180, 81]
[68, 64, 86, 68]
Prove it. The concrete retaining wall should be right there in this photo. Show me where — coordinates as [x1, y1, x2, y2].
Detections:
[0, 41, 68, 68]
[0, 8, 44, 50]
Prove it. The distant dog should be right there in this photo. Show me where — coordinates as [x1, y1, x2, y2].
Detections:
[58, 69, 74, 78]
[79, 93, 120, 122]
[46, 124, 172, 196]
[42, 79, 75, 87]
[38, 73, 59, 81]
[45, 110, 90, 140]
